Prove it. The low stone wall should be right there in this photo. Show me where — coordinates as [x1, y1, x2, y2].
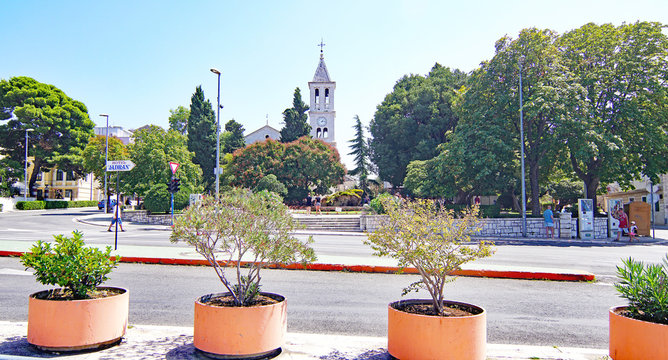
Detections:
[124, 210, 178, 226]
[360, 212, 612, 239]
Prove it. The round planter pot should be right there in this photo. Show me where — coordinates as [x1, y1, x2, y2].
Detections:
[194, 292, 286, 359]
[28, 287, 129, 351]
[609, 306, 668, 359]
[388, 299, 486, 360]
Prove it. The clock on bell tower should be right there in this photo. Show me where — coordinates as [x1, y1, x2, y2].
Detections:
[308, 40, 336, 146]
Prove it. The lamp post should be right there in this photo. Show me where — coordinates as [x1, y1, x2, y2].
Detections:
[519, 58, 527, 237]
[24, 128, 34, 201]
[210, 68, 221, 200]
[99, 114, 109, 213]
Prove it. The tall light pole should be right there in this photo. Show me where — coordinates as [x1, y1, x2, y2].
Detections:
[210, 68, 221, 200]
[24, 128, 34, 201]
[100, 114, 109, 213]
[519, 58, 527, 237]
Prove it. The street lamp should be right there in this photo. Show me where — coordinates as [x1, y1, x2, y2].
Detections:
[519, 58, 527, 237]
[99, 114, 109, 213]
[210, 68, 221, 200]
[24, 128, 34, 201]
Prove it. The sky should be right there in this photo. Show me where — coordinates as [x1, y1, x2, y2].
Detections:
[1, 0, 667, 169]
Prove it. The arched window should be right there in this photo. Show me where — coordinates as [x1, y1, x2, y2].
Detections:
[316, 128, 322, 138]
[325, 88, 330, 109]
[315, 88, 320, 105]
[323, 127, 328, 138]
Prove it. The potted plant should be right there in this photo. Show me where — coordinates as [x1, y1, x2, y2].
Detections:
[365, 198, 494, 360]
[171, 188, 316, 359]
[609, 255, 668, 359]
[20, 231, 126, 351]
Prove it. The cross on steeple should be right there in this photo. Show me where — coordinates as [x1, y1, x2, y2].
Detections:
[318, 38, 326, 53]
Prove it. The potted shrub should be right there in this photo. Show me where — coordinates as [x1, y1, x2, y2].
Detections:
[20, 231, 126, 351]
[171, 188, 316, 359]
[609, 255, 668, 359]
[365, 198, 494, 360]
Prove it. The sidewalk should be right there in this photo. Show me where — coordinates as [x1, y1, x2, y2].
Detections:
[0, 322, 608, 360]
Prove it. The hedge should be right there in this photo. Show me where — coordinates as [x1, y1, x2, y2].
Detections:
[16, 200, 98, 210]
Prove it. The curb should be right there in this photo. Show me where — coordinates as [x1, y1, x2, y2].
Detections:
[0, 250, 595, 281]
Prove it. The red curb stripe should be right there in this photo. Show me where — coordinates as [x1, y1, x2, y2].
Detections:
[0, 251, 594, 281]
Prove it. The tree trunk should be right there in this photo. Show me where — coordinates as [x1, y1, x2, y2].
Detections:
[584, 176, 600, 213]
[529, 161, 541, 216]
[28, 158, 42, 197]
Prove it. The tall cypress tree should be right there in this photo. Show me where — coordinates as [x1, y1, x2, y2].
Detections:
[348, 115, 370, 193]
[279, 87, 310, 142]
[187, 86, 217, 191]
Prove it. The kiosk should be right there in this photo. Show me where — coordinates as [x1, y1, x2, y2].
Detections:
[578, 198, 594, 239]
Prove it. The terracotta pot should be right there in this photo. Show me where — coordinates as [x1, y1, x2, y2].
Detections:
[194, 292, 286, 359]
[28, 287, 129, 351]
[388, 299, 486, 360]
[609, 306, 668, 359]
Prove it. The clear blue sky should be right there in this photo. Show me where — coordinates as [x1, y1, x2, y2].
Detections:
[1, 0, 666, 168]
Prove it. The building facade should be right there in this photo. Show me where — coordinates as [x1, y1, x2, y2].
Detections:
[308, 49, 336, 145]
[601, 174, 667, 224]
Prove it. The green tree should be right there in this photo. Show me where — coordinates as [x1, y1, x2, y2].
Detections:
[168, 106, 190, 134]
[347, 115, 370, 194]
[187, 86, 217, 191]
[221, 119, 246, 154]
[124, 126, 202, 198]
[557, 22, 668, 204]
[82, 135, 129, 191]
[369, 64, 466, 187]
[279, 87, 310, 142]
[253, 174, 287, 197]
[0, 77, 95, 193]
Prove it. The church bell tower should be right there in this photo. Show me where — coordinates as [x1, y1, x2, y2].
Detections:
[308, 41, 336, 145]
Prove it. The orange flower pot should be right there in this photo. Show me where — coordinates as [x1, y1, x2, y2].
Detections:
[609, 306, 668, 359]
[388, 299, 486, 360]
[27, 287, 129, 351]
[194, 292, 286, 359]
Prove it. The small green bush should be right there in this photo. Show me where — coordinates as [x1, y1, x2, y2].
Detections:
[45, 201, 69, 209]
[20, 231, 120, 299]
[369, 193, 395, 214]
[144, 183, 171, 214]
[253, 174, 288, 197]
[615, 255, 668, 325]
[325, 189, 364, 206]
[16, 201, 46, 210]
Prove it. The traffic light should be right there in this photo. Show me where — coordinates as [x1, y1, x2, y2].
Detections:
[173, 178, 180, 193]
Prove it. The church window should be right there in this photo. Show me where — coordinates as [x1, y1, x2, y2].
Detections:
[315, 88, 320, 104]
[325, 88, 330, 107]
[316, 128, 322, 138]
[323, 128, 328, 138]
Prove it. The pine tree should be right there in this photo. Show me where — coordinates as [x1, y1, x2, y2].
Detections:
[222, 119, 246, 154]
[348, 115, 370, 193]
[187, 86, 217, 191]
[279, 87, 310, 142]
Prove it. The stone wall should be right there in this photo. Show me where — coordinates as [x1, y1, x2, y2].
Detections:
[124, 210, 178, 226]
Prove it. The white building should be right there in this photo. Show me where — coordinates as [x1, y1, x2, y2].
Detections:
[244, 124, 281, 145]
[308, 48, 336, 146]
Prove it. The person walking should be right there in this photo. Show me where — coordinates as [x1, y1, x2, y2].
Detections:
[107, 200, 125, 232]
[543, 205, 554, 238]
[615, 209, 628, 241]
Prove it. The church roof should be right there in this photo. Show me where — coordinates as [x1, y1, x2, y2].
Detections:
[312, 52, 331, 82]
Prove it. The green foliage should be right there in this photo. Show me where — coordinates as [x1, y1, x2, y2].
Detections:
[229, 137, 345, 204]
[615, 255, 668, 325]
[365, 198, 494, 315]
[16, 200, 98, 210]
[324, 189, 363, 206]
[187, 86, 217, 191]
[171, 188, 316, 306]
[82, 135, 129, 192]
[20, 231, 119, 299]
[368, 193, 394, 214]
[144, 183, 171, 214]
[253, 174, 287, 197]
[0, 77, 95, 194]
[369, 64, 467, 187]
[347, 115, 370, 193]
[280, 87, 311, 143]
[547, 179, 583, 207]
[168, 106, 190, 134]
[222, 119, 246, 154]
[16, 201, 45, 210]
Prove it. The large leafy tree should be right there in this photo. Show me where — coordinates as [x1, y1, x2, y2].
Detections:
[228, 137, 345, 203]
[279, 87, 310, 143]
[187, 86, 217, 191]
[347, 115, 370, 193]
[558, 22, 668, 204]
[124, 125, 202, 197]
[221, 119, 246, 154]
[82, 135, 129, 191]
[0, 77, 95, 193]
[369, 64, 466, 187]
[168, 105, 190, 134]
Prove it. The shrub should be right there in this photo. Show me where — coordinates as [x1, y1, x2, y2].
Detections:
[365, 198, 494, 316]
[16, 201, 46, 210]
[171, 188, 316, 306]
[144, 183, 171, 214]
[44, 201, 69, 209]
[253, 174, 288, 198]
[615, 255, 668, 325]
[368, 193, 395, 214]
[324, 189, 364, 206]
[20, 231, 120, 299]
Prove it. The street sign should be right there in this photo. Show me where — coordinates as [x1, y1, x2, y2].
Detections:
[107, 160, 135, 172]
[170, 162, 180, 174]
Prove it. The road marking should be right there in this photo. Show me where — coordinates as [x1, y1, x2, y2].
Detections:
[0, 228, 33, 232]
[0, 268, 33, 276]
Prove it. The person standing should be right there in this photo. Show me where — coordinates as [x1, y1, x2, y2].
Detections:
[305, 193, 312, 214]
[628, 221, 638, 242]
[107, 200, 125, 232]
[314, 195, 322, 215]
[615, 209, 628, 241]
[543, 205, 554, 238]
